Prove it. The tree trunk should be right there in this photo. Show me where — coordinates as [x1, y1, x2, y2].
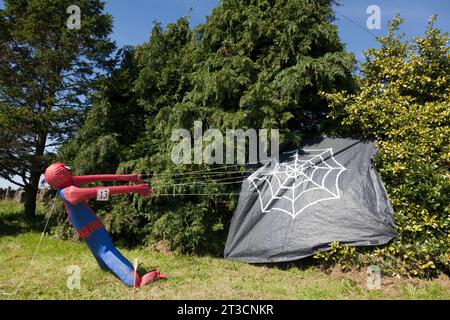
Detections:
[24, 165, 42, 219]
[24, 184, 38, 219]
[24, 132, 47, 219]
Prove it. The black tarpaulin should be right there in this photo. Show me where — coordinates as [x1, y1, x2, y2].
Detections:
[224, 137, 396, 263]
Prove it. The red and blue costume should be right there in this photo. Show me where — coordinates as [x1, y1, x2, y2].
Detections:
[44, 162, 166, 287]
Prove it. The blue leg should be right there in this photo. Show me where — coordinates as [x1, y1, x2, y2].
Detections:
[93, 254, 110, 272]
[86, 228, 137, 287]
[63, 200, 138, 287]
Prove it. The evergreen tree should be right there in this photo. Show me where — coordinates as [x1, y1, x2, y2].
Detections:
[59, 46, 142, 175]
[0, 0, 115, 218]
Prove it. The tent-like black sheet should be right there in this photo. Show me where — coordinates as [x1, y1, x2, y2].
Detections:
[224, 137, 396, 263]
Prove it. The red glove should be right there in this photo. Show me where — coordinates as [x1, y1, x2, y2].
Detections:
[136, 184, 153, 198]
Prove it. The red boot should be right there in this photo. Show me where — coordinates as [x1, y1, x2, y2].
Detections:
[140, 269, 167, 287]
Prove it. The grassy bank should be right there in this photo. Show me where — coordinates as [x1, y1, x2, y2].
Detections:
[0, 201, 449, 300]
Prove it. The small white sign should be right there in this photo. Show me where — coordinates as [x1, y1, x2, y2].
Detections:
[367, 265, 381, 290]
[96, 188, 110, 201]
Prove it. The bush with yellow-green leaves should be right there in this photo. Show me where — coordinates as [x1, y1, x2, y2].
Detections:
[321, 15, 450, 278]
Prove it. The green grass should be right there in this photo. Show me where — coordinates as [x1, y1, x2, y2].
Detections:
[0, 201, 449, 300]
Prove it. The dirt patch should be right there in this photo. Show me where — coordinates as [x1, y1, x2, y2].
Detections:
[328, 264, 450, 295]
[435, 274, 450, 288]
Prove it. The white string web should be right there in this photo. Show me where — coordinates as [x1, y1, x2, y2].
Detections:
[248, 148, 346, 219]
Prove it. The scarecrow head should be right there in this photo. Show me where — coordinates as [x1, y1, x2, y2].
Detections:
[44, 162, 73, 189]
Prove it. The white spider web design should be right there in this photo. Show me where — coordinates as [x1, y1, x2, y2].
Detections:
[248, 148, 347, 219]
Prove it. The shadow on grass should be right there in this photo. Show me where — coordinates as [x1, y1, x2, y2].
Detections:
[252, 256, 322, 272]
[0, 201, 49, 237]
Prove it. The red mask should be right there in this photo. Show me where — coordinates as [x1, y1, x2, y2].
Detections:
[44, 162, 73, 189]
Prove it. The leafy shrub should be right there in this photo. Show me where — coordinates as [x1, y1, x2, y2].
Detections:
[323, 15, 450, 278]
[314, 242, 359, 272]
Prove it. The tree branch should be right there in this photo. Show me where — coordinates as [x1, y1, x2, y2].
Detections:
[0, 174, 26, 188]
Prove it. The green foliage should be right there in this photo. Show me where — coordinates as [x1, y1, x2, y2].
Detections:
[314, 242, 359, 272]
[324, 15, 450, 278]
[56, 0, 355, 254]
[0, 0, 115, 217]
[59, 46, 142, 174]
[176, 0, 355, 135]
[145, 201, 228, 254]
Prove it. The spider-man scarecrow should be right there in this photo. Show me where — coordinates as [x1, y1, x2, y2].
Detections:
[44, 162, 166, 287]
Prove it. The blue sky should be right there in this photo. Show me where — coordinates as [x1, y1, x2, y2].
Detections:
[103, 0, 450, 60]
[1, 0, 449, 188]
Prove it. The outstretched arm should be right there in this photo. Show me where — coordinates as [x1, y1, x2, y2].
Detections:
[62, 184, 152, 205]
[72, 174, 144, 186]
